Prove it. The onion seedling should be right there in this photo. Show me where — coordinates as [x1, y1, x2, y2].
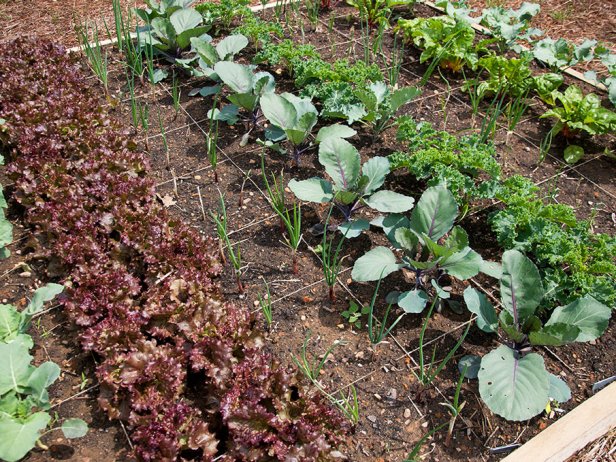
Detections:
[321, 208, 346, 301]
[261, 156, 286, 232]
[257, 278, 273, 328]
[211, 193, 244, 293]
[416, 298, 470, 386]
[441, 365, 467, 447]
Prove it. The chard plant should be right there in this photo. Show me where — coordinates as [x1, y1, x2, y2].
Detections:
[463, 249, 612, 421]
[346, 0, 414, 30]
[355, 82, 421, 138]
[208, 62, 275, 146]
[539, 85, 616, 163]
[395, 16, 488, 72]
[289, 138, 414, 238]
[0, 284, 88, 462]
[260, 92, 356, 165]
[352, 185, 484, 313]
[135, 0, 211, 59]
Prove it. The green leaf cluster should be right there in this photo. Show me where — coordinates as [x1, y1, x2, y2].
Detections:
[352, 185, 484, 313]
[289, 138, 414, 237]
[465, 250, 611, 421]
[540, 85, 616, 139]
[176, 34, 248, 80]
[345, 0, 415, 29]
[135, 1, 212, 57]
[233, 15, 283, 49]
[390, 116, 502, 211]
[208, 61, 275, 127]
[1, 153, 11, 260]
[472, 53, 534, 99]
[395, 16, 485, 72]
[0, 284, 88, 462]
[491, 176, 616, 308]
[260, 93, 356, 160]
[195, 0, 251, 31]
[480, 2, 541, 50]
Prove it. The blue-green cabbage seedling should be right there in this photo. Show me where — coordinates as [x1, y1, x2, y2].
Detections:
[208, 62, 275, 145]
[260, 92, 356, 164]
[289, 138, 414, 237]
[464, 250, 611, 421]
[352, 185, 483, 313]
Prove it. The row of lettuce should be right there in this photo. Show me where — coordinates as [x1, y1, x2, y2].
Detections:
[148, 0, 616, 422]
[0, 39, 348, 461]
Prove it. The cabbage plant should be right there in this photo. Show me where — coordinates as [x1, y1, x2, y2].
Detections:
[178, 34, 248, 87]
[260, 92, 356, 164]
[208, 62, 275, 145]
[463, 250, 611, 421]
[289, 138, 414, 237]
[136, 1, 211, 58]
[352, 185, 483, 312]
[0, 284, 88, 462]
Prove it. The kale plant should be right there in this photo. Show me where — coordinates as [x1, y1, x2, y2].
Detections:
[491, 176, 616, 308]
[390, 116, 501, 215]
[464, 250, 611, 421]
[352, 185, 484, 313]
[289, 138, 414, 237]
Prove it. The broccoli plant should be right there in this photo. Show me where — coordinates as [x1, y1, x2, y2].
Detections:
[289, 138, 414, 237]
[463, 250, 611, 421]
[532, 37, 597, 71]
[177, 34, 248, 86]
[260, 92, 357, 164]
[352, 185, 484, 313]
[480, 2, 541, 52]
[136, 1, 211, 58]
[208, 62, 275, 145]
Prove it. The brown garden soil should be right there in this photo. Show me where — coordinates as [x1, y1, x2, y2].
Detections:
[467, 0, 616, 49]
[0, 2, 615, 462]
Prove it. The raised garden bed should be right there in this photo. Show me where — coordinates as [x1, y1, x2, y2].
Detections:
[0, 0, 614, 461]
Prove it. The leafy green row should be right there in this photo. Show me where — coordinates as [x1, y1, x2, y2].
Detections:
[392, 117, 616, 308]
[0, 285, 88, 462]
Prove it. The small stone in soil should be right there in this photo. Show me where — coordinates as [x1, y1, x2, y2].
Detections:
[404, 408, 411, 418]
[367, 415, 377, 423]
